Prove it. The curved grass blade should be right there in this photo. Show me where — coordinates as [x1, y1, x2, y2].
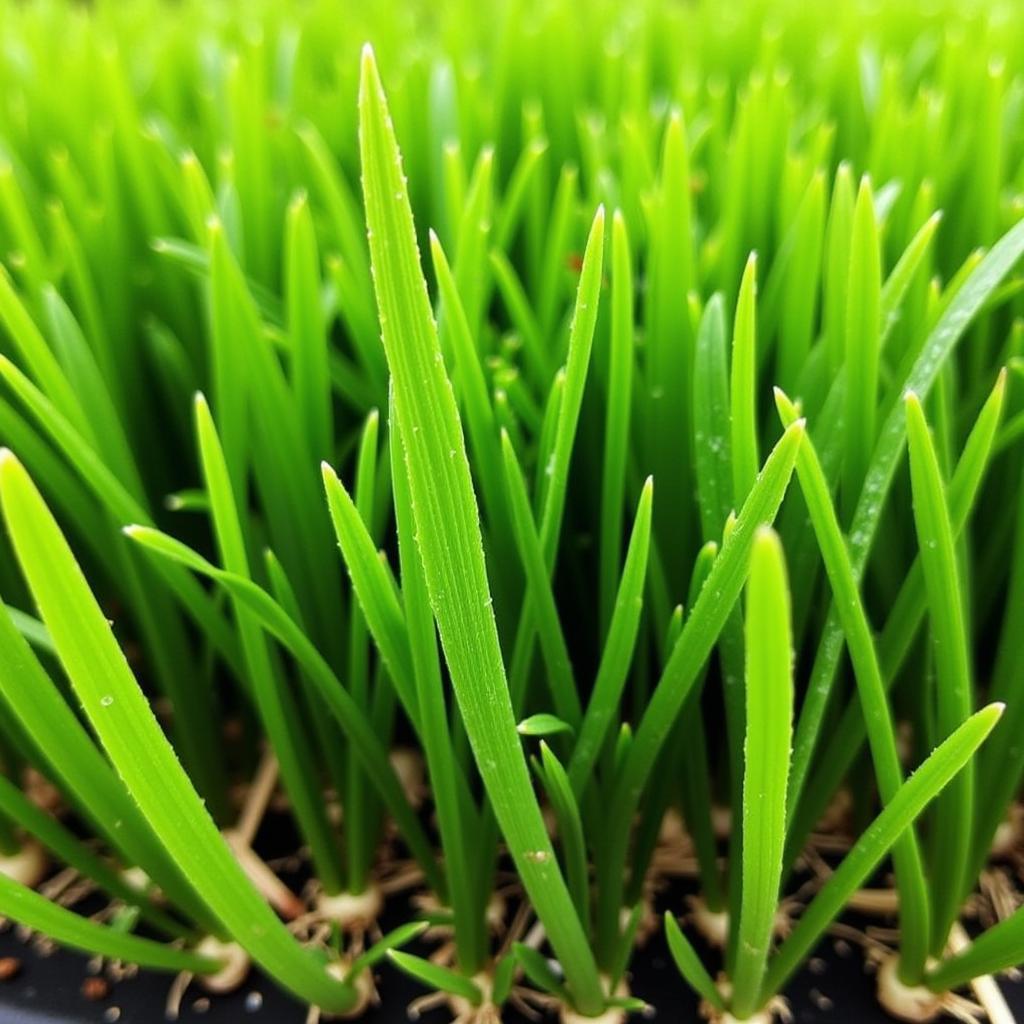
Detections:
[388, 951, 483, 1006]
[927, 907, 1024, 992]
[665, 913, 725, 1013]
[194, 393, 342, 895]
[125, 523, 444, 897]
[761, 704, 1003, 1005]
[0, 874, 219, 975]
[0, 454, 355, 1013]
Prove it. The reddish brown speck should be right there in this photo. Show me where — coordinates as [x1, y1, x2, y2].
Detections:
[82, 976, 110, 1001]
[0, 957, 21, 981]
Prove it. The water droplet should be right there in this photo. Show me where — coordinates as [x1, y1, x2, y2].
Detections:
[100, 695, 114, 707]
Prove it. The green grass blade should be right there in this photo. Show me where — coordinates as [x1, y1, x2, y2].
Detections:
[0, 874, 219, 975]
[843, 177, 882, 520]
[665, 913, 726, 1013]
[731, 528, 793, 1019]
[594, 421, 802, 964]
[731, 253, 759, 505]
[927, 907, 1024, 992]
[194, 393, 342, 895]
[536, 742, 590, 932]
[786, 215, 1024, 816]
[501, 430, 581, 727]
[0, 452, 355, 1013]
[693, 293, 732, 541]
[762, 704, 1003, 1005]
[599, 209, 635, 635]
[568, 479, 652, 795]
[358, 47, 602, 1012]
[0, 774, 189, 940]
[285, 190, 332, 461]
[125, 523, 444, 897]
[905, 392, 975, 953]
[775, 387, 931, 980]
[388, 951, 483, 1006]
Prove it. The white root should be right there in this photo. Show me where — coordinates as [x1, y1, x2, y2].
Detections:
[195, 936, 251, 994]
[316, 960, 375, 1020]
[875, 955, 943, 1023]
[316, 885, 384, 932]
[0, 840, 48, 888]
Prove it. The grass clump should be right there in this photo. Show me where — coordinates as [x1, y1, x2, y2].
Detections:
[0, 1, 1021, 1021]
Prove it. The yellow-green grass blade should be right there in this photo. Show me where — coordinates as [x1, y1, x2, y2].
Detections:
[731, 529, 793, 1019]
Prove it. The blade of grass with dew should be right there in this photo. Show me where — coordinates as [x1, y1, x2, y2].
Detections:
[731, 528, 793, 1019]
[0, 452, 357, 1013]
[693, 293, 732, 542]
[593, 421, 803, 965]
[357, 47, 603, 1012]
[0, 595, 218, 933]
[760, 703, 1003, 1006]
[905, 391, 975, 953]
[390, 401, 485, 974]
[0, 774, 190, 940]
[534, 742, 589, 931]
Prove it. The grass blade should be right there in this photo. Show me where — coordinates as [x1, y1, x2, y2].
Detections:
[905, 391, 975, 952]
[0, 452, 355, 1012]
[731, 528, 793, 1018]
[357, 46, 602, 1011]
